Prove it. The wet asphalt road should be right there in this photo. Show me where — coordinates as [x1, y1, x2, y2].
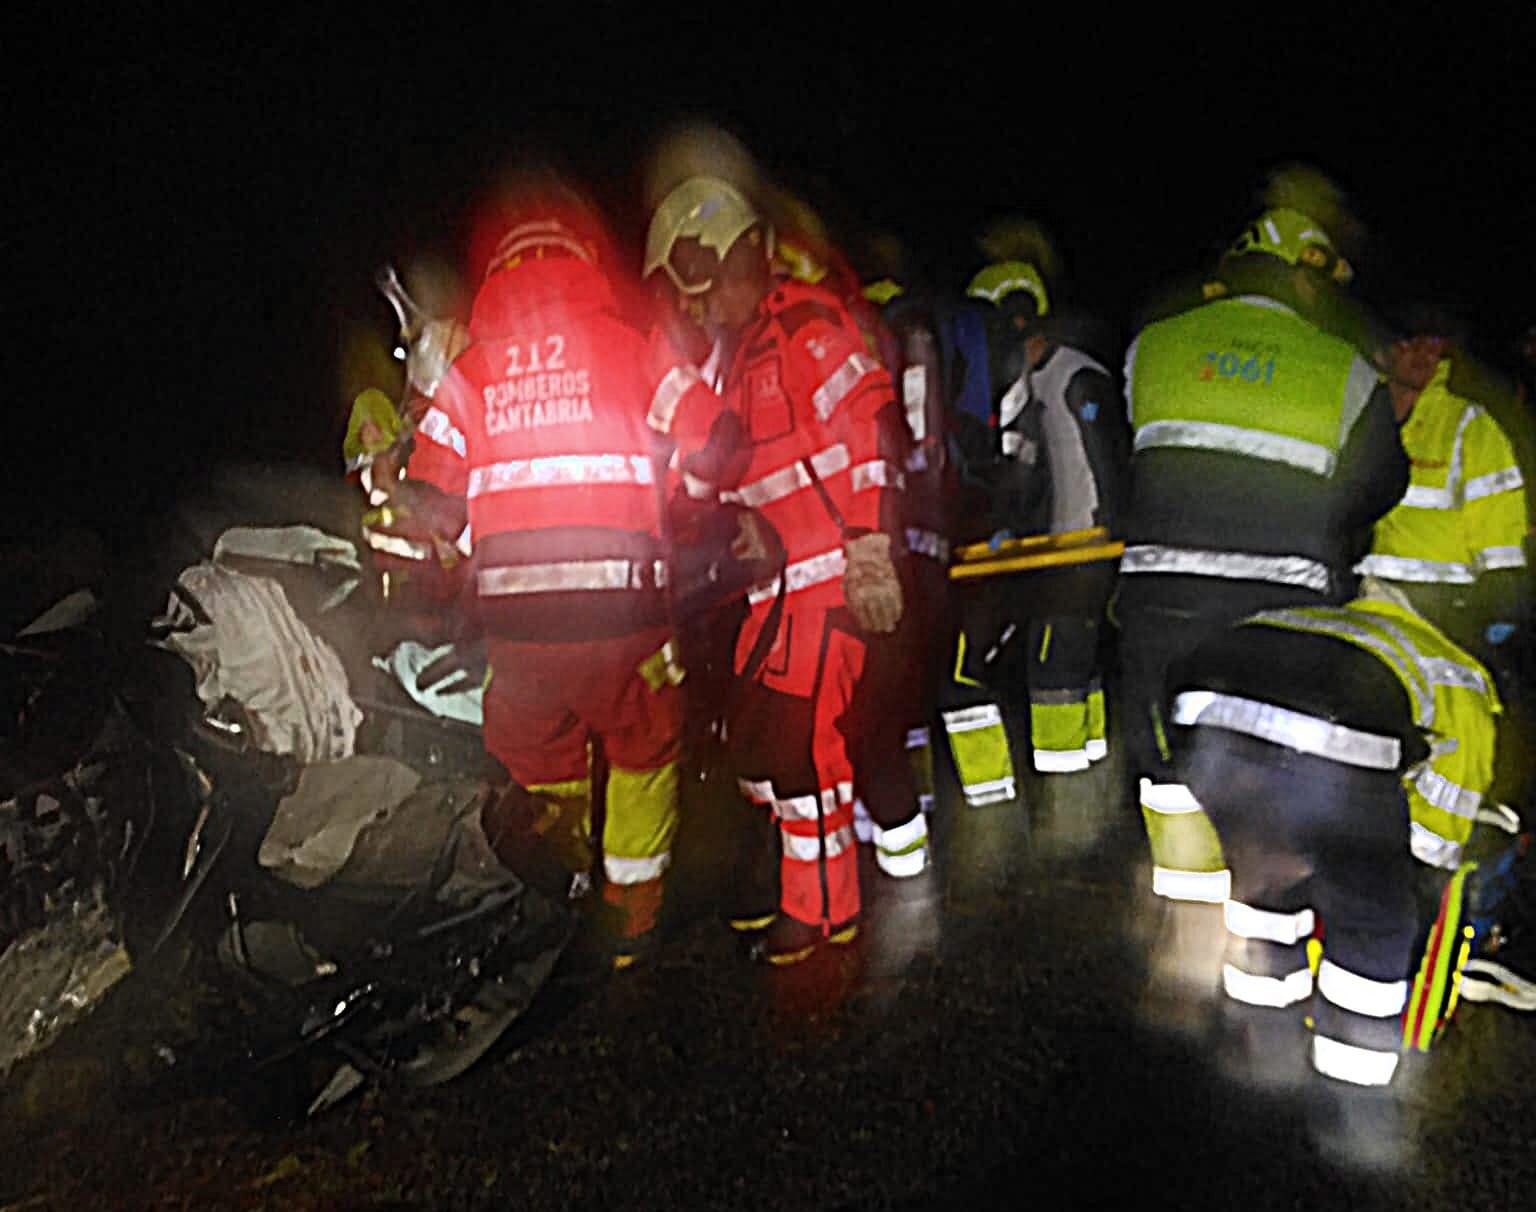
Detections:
[3, 723, 1536, 1211]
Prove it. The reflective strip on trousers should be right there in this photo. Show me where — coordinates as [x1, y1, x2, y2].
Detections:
[747, 547, 846, 605]
[1152, 867, 1231, 903]
[812, 352, 880, 422]
[1172, 691, 1402, 770]
[1311, 1035, 1400, 1087]
[774, 784, 854, 822]
[1120, 545, 1331, 593]
[604, 851, 671, 885]
[1318, 959, 1408, 1019]
[1134, 419, 1337, 476]
[944, 704, 1015, 805]
[1139, 779, 1202, 814]
[873, 813, 929, 877]
[418, 406, 467, 458]
[478, 559, 667, 595]
[783, 824, 856, 862]
[738, 778, 775, 805]
[850, 459, 904, 494]
[468, 454, 655, 498]
[723, 443, 850, 509]
[905, 726, 931, 750]
[648, 363, 702, 435]
[1223, 962, 1313, 1008]
[1031, 693, 1091, 771]
[1353, 553, 1475, 585]
[1225, 900, 1316, 945]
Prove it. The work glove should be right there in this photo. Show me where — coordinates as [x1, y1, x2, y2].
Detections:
[842, 531, 904, 635]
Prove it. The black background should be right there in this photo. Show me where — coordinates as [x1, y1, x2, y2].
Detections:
[9, 9, 1536, 535]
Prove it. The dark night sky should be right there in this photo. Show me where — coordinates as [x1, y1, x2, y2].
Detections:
[9, 9, 1536, 536]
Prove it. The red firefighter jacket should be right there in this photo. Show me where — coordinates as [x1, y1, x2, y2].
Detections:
[407, 255, 668, 641]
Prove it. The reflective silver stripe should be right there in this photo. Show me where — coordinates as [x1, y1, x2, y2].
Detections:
[455, 525, 473, 557]
[962, 777, 1015, 804]
[467, 454, 653, 498]
[417, 406, 466, 458]
[1354, 553, 1475, 584]
[477, 559, 664, 595]
[1224, 901, 1315, 945]
[1412, 765, 1481, 821]
[1410, 821, 1462, 869]
[1223, 963, 1314, 1008]
[723, 444, 849, 508]
[683, 471, 717, 501]
[738, 778, 775, 804]
[747, 547, 846, 604]
[782, 825, 856, 862]
[1475, 545, 1528, 573]
[1033, 748, 1091, 773]
[1085, 738, 1108, 761]
[943, 704, 1004, 733]
[648, 363, 702, 435]
[1464, 465, 1525, 501]
[1172, 690, 1401, 770]
[850, 458, 904, 493]
[1152, 867, 1231, 903]
[1031, 687, 1089, 706]
[1339, 355, 1381, 445]
[905, 444, 930, 473]
[1134, 420, 1336, 476]
[873, 813, 928, 854]
[1139, 779, 1201, 814]
[1120, 545, 1331, 593]
[776, 794, 822, 822]
[1400, 483, 1455, 510]
[365, 530, 433, 562]
[812, 352, 880, 421]
[905, 726, 931, 749]
[604, 852, 671, 885]
[905, 527, 950, 562]
[1251, 609, 1433, 725]
[1312, 1036, 1399, 1086]
[1422, 658, 1487, 694]
[1317, 960, 1407, 1018]
[971, 274, 1039, 304]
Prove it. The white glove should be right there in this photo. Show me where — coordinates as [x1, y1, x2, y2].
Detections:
[842, 532, 903, 635]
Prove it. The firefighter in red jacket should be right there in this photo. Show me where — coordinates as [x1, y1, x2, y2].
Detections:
[644, 175, 912, 964]
[403, 184, 684, 969]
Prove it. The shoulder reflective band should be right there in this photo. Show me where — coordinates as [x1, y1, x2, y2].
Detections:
[1464, 466, 1525, 501]
[477, 559, 667, 595]
[782, 825, 855, 862]
[1410, 821, 1463, 869]
[1317, 959, 1408, 1018]
[1412, 765, 1481, 821]
[1251, 609, 1433, 726]
[1311, 1035, 1400, 1086]
[648, 362, 703, 435]
[1172, 690, 1402, 769]
[747, 547, 846, 605]
[723, 444, 850, 508]
[1223, 963, 1314, 1008]
[1224, 900, 1316, 946]
[467, 454, 655, 498]
[1119, 545, 1331, 593]
[1421, 658, 1487, 694]
[812, 352, 880, 422]
[905, 527, 951, 563]
[1475, 545, 1528, 573]
[418, 406, 467, 458]
[1354, 553, 1476, 584]
[1133, 420, 1337, 476]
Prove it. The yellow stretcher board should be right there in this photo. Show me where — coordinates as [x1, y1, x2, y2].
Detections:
[948, 526, 1125, 581]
